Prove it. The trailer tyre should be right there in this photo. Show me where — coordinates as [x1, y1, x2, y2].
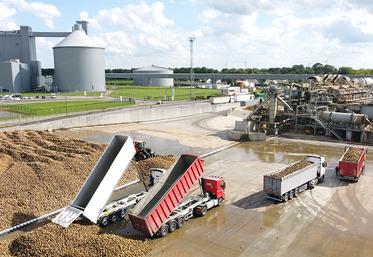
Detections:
[110, 214, 118, 223]
[282, 193, 289, 202]
[100, 216, 109, 227]
[294, 188, 299, 197]
[289, 190, 294, 199]
[177, 217, 185, 228]
[169, 220, 177, 232]
[202, 206, 208, 216]
[160, 225, 169, 237]
[218, 197, 224, 206]
[119, 209, 127, 219]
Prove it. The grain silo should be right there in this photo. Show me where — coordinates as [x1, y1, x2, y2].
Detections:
[53, 25, 105, 92]
[133, 65, 173, 87]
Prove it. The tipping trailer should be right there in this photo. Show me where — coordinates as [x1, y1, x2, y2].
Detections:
[98, 168, 167, 227]
[336, 146, 367, 181]
[264, 155, 326, 202]
[53, 135, 136, 228]
[129, 155, 226, 237]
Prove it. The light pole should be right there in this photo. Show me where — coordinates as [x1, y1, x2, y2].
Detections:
[189, 37, 195, 101]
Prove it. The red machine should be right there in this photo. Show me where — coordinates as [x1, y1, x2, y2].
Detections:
[336, 146, 367, 181]
[129, 155, 225, 237]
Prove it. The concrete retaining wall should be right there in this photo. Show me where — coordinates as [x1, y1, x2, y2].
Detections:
[3, 102, 239, 131]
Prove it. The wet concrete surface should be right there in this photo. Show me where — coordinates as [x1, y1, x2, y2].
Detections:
[56, 113, 373, 257]
[150, 139, 373, 257]
[58, 129, 205, 156]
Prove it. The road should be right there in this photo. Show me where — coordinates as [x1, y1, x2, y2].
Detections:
[59, 111, 373, 257]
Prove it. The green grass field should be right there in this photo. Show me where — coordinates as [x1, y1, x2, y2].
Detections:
[0, 100, 133, 117]
[110, 86, 221, 101]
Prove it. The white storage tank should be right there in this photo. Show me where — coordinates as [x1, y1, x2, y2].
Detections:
[53, 25, 105, 92]
[133, 65, 173, 87]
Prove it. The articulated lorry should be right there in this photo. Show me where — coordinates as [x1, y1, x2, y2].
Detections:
[129, 154, 226, 237]
[264, 155, 326, 202]
[336, 146, 367, 181]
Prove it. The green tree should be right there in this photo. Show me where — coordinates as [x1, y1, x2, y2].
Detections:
[312, 63, 324, 74]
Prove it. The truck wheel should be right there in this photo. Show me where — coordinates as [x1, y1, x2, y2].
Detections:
[110, 214, 118, 223]
[294, 188, 299, 197]
[282, 193, 289, 202]
[169, 220, 177, 232]
[119, 209, 127, 219]
[335, 167, 339, 176]
[318, 175, 325, 183]
[308, 180, 315, 189]
[201, 206, 208, 216]
[160, 225, 169, 237]
[218, 197, 224, 206]
[289, 190, 294, 199]
[177, 217, 185, 228]
[100, 216, 109, 227]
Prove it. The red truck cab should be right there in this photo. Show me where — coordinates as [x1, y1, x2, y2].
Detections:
[201, 176, 226, 202]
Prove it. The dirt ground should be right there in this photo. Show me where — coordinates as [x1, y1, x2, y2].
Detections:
[59, 112, 373, 257]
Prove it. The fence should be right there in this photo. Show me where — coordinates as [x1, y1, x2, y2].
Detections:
[0, 98, 134, 127]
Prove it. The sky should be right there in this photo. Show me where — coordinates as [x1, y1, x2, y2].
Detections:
[1, 0, 373, 69]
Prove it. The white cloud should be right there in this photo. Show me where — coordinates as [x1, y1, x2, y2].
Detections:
[82, 1, 186, 68]
[0, 2, 17, 30]
[79, 11, 100, 30]
[4, 0, 61, 28]
[23, 0, 373, 69]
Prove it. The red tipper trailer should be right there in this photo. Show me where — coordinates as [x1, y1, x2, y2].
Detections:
[129, 154, 204, 237]
[336, 146, 367, 181]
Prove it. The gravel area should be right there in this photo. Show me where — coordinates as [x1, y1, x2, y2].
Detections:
[342, 147, 363, 163]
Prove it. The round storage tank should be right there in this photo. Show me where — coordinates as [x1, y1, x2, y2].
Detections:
[53, 27, 105, 92]
[133, 65, 173, 87]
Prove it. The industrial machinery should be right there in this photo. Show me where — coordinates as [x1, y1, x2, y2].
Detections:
[264, 155, 326, 202]
[129, 155, 225, 237]
[134, 140, 156, 161]
[336, 146, 367, 181]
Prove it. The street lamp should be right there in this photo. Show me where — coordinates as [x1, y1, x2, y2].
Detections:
[189, 37, 195, 101]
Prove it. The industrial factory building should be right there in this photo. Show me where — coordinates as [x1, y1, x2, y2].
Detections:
[0, 59, 31, 92]
[133, 65, 174, 87]
[53, 24, 105, 92]
[0, 21, 103, 93]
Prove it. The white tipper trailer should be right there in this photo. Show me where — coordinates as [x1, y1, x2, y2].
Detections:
[263, 155, 327, 202]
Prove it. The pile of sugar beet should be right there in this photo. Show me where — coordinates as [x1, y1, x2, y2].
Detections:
[0, 130, 176, 257]
[342, 147, 363, 163]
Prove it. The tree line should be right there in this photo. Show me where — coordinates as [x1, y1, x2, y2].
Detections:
[41, 63, 373, 76]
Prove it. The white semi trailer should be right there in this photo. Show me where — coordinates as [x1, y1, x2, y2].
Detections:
[263, 155, 327, 202]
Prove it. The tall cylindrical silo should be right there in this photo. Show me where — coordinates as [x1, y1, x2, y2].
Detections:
[133, 65, 173, 87]
[53, 26, 105, 92]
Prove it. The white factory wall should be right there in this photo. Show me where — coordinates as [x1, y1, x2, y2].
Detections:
[3, 102, 239, 131]
[0, 60, 30, 92]
[133, 75, 174, 87]
[54, 47, 105, 92]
